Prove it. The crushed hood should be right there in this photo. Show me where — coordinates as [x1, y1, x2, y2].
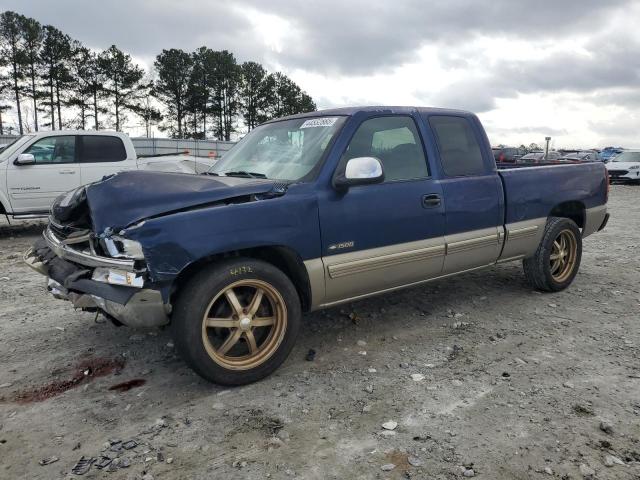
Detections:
[78, 170, 282, 233]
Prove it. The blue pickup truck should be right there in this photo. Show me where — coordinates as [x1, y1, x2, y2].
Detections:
[25, 107, 609, 385]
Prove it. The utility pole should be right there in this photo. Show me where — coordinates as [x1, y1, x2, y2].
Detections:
[545, 137, 551, 160]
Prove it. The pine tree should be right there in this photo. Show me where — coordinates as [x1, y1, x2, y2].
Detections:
[98, 45, 144, 131]
[20, 15, 43, 131]
[266, 72, 316, 119]
[0, 11, 26, 134]
[68, 44, 105, 129]
[0, 56, 11, 135]
[129, 77, 162, 137]
[209, 50, 239, 141]
[40, 25, 72, 130]
[186, 46, 215, 139]
[238, 61, 271, 131]
[154, 48, 192, 138]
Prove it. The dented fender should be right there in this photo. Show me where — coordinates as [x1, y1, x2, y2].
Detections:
[122, 183, 321, 289]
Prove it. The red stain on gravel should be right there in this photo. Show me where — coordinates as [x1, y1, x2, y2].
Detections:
[108, 378, 146, 392]
[12, 356, 126, 404]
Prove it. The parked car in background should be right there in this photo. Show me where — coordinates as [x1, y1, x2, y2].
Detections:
[0, 130, 215, 219]
[599, 147, 624, 163]
[605, 150, 640, 182]
[25, 106, 609, 385]
[517, 151, 562, 163]
[492, 146, 523, 163]
[559, 151, 599, 163]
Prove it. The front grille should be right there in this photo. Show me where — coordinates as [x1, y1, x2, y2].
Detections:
[608, 170, 628, 177]
[48, 217, 90, 242]
[49, 218, 72, 240]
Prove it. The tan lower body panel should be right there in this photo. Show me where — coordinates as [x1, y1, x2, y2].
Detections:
[303, 258, 326, 309]
[500, 217, 547, 261]
[583, 205, 607, 238]
[305, 217, 549, 309]
[320, 237, 445, 305]
[315, 264, 492, 309]
[442, 226, 502, 274]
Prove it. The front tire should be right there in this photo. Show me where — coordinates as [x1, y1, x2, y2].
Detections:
[523, 217, 582, 292]
[172, 258, 301, 385]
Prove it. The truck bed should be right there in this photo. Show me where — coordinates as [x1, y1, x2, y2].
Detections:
[497, 161, 608, 228]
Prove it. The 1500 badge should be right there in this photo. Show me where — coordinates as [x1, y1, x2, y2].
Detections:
[328, 241, 355, 251]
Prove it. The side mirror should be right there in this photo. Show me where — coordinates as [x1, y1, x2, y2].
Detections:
[14, 153, 36, 166]
[333, 156, 384, 190]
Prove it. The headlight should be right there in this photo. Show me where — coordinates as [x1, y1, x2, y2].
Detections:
[93, 267, 144, 288]
[102, 236, 145, 260]
[629, 165, 640, 170]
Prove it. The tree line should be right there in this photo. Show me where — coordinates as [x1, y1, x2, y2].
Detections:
[0, 10, 317, 139]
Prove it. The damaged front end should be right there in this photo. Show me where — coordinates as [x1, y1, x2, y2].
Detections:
[24, 170, 290, 328]
[24, 188, 170, 328]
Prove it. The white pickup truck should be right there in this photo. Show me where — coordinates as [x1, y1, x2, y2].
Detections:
[0, 130, 214, 219]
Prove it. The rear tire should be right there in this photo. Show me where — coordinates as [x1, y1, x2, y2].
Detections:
[523, 217, 582, 292]
[172, 258, 301, 385]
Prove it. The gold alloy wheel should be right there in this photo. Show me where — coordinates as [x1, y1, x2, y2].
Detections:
[201, 279, 287, 370]
[549, 229, 578, 282]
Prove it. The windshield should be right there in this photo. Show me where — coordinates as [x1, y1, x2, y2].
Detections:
[612, 152, 640, 163]
[208, 116, 346, 181]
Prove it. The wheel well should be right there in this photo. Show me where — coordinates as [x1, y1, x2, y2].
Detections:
[170, 246, 313, 312]
[550, 201, 585, 229]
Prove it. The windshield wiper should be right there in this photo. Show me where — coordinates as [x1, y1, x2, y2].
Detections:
[222, 171, 268, 179]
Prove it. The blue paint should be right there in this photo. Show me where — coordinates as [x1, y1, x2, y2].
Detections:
[498, 162, 607, 223]
[79, 107, 608, 301]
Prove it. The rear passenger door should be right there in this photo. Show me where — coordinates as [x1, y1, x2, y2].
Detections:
[79, 135, 137, 185]
[319, 114, 446, 305]
[426, 115, 504, 274]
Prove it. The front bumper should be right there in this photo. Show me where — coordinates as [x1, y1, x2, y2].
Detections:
[24, 231, 170, 328]
[608, 169, 640, 181]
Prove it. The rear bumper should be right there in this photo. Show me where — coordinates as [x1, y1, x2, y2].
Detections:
[24, 239, 170, 328]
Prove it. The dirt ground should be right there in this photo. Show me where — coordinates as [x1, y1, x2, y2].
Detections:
[0, 185, 639, 480]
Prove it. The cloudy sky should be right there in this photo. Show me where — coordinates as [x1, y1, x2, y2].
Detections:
[3, 0, 639, 148]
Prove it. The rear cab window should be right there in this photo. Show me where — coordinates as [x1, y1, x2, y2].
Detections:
[429, 116, 486, 176]
[80, 136, 127, 163]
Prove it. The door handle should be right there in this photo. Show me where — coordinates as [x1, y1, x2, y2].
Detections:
[59, 169, 76, 175]
[422, 194, 441, 208]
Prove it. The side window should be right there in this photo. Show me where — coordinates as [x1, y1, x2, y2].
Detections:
[429, 116, 485, 176]
[24, 136, 76, 164]
[341, 116, 428, 181]
[81, 136, 127, 163]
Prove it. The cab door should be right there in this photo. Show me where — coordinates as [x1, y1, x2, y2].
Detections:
[425, 114, 504, 274]
[318, 114, 446, 305]
[79, 135, 137, 184]
[6, 135, 81, 214]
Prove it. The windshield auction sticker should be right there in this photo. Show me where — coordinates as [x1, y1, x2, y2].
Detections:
[300, 117, 338, 128]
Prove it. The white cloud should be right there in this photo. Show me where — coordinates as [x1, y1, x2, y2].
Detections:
[1, 0, 639, 146]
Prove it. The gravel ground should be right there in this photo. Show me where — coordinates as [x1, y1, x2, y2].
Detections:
[0, 185, 639, 480]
